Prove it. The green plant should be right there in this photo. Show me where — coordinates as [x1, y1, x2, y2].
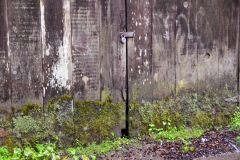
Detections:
[5, 95, 126, 148]
[229, 108, 240, 131]
[13, 116, 39, 134]
[236, 136, 240, 146]
[189, 146, 195, 151]
[181, 145, 189, 153]
[0, 146, 10, 159]
[65, 137, 137, 159]
[237, 136, 240, 141]
[180, 139, 194, 153]
[11, 147, 22, 159]
[19, 103, 42, 115]
[148, 123, 203, 141]
[0, 143, 60, 159]
[12, 114, 55, 146]
[181, 144, 194, 153]
[45, 94, 74, 146]
[2, 86, 237, 151]
[129, 87, 236, 137]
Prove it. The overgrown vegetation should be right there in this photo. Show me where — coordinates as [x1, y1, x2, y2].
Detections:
[1, 95, 124, 150]
[229, 107, 240, 132]
[148, 123, 203, 141]
[0, 136, 136, 160]
[73, 97, 124, 144]
[0, 86, 239, 159]
[129, 86, 236, 137]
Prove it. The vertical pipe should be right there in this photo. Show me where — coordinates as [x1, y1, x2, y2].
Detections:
[125, 0, 129, 137]
[238, 0, 240, 104]
[121, 0, 129, 138]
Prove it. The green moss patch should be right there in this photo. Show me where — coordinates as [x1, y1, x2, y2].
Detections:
[129, 87, 236, 137]
[1, 87, 238, 150]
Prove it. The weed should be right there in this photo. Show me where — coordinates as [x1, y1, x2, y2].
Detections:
[236, 136, 240, 146]
[180, 139, 195, 153]
[0, 146, 10, 159]
[189, 146, 195, 151]
[181, 145, 189, 152]
[148, 123, 203, 141]
[66, 137, 137, 159]
[229, 107, 240, 131]
[129, 87, 236, 137]
[13, 116, 39, 134]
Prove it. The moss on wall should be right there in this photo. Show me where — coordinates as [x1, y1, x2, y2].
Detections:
[129, 86, 236, 137]
[2, 95, 124, 148]
[101, 86, 111, 101]
[1, 86, 237, 149]
[74, 96, 124, 144]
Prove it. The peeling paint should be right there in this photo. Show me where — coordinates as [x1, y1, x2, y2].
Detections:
[144, 60, 149, 66]
[164, 31, 169, 41]
[40, 0, 50, 57]
[139, 49, 142, 56]
[138, 69, 141, 74]
[51, 0, 71, 90]
[82, 76, 89, 89]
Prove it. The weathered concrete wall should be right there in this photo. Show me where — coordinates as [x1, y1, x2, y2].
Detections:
[127, 0, 239, 102]
[41, 0, 72, 105]
[71, 0, 100, 100]
[0, 0, 10, 111]
[8, 0, 43, 109]
[0, 0, 238, 109]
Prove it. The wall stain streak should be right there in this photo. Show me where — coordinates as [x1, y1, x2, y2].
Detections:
[0, 0, 238, 116]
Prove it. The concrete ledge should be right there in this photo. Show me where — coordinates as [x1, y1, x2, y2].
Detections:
[194, 152, 240, 160]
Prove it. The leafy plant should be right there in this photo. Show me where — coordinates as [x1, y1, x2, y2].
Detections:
[13, 116, 39, 134]
[0, 146, 10, 159]
[236, 136, 240, 146]
[1, 142, 61, 160]
[11, 147, 22, 159]
[229, 108, 240, 131]
[181, 139, 194, 153]
[148, 123, 203, 141]
[181, 145, 194, 153]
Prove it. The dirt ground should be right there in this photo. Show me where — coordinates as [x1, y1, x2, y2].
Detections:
[97, 128, 240, 160]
